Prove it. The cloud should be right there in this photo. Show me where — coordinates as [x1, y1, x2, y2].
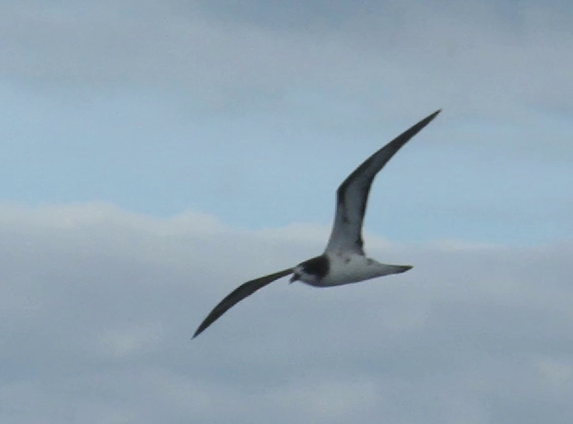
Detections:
[1, 202, 572, 423]
[1, 0, 573, 123]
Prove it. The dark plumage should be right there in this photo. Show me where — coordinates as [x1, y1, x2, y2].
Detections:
[290, 255, 330, 283]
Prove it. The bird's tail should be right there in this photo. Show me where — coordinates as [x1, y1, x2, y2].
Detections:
[379, 264, 413, 276]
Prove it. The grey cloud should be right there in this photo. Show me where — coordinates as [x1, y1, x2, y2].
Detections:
[1, 0, 572, 175]
[183, 0, 398, 32]
[1, 1, 572, 121]
[1, 203, 572, 423]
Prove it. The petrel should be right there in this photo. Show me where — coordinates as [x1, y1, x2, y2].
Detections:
[193, 110, 440, 338]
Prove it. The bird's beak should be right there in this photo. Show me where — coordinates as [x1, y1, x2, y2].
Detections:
[289, 274, 299, 284]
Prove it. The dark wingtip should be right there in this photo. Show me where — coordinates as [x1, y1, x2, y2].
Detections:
[405, 109, 440, 137]
[426, 109, 441, 121]
[192, 321, 209, 339]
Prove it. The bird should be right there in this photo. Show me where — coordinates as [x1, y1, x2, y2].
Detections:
[193, 110, 441, 338]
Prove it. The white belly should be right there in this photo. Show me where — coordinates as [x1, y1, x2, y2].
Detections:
[316, 254, 395, 287]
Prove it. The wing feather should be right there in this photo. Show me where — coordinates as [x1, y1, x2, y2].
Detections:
[193, 268, 293, 338]
[325, 110, 441, 254]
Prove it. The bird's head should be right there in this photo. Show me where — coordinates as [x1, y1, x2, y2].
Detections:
[289, 255, 329, 285]
[289, 266, 303, 283]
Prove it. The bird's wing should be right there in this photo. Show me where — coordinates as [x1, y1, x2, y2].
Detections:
[193, 268, 293, 338]
[325, 110, 441, 255]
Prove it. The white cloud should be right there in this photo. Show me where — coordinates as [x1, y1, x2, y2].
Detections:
[0, 203, 572, 423]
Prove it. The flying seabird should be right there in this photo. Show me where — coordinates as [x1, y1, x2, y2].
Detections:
[193, 110, 441, 338]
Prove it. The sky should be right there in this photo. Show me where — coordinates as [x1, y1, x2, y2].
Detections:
[0, 0, 572, 423]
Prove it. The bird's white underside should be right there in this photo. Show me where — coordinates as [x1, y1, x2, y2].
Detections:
[297, 253, 411, 287]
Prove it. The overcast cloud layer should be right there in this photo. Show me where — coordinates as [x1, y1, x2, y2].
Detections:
[1, 203, 572, 424]
[1, 1, 572, 423]
[2, 0, 573, 121]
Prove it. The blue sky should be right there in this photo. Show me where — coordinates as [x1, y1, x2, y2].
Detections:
[1, 1, 572, 423]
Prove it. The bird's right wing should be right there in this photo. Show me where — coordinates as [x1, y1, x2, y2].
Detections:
[193, 268, 293, 338]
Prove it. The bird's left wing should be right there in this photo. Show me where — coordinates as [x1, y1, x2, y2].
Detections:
[193, 268, 293, 338]
[325, 110, 441, 254]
